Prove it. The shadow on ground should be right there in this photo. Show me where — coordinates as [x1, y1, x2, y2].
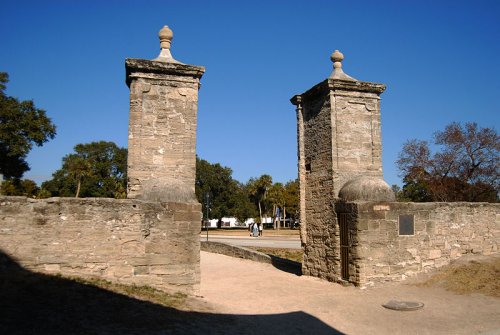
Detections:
[268, 255, 302, 275]
[0, 250, 342, 335]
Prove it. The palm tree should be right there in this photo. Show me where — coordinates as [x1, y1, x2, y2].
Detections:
[63, 155, 91, 197]
[247, 174, 273, 224]
[268, 182, 285, 230]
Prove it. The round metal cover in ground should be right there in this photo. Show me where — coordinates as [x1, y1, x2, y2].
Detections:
[382, 300, 424, 311]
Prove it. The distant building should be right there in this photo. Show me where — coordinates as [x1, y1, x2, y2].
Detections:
[244, 218, 255, 227]
[206, 217, 247, 228]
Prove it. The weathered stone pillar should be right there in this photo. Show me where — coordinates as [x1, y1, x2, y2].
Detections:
[291, 50, 389, 283]
[291, 50, 386, 198]
[126, 26, 205, 202]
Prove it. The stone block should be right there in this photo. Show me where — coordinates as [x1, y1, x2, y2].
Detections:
[428, 249, 442, 260]
[422, 260, 435, 268]
[173, 210, 201, 222]
[434, 258, 449, 268]
[368, 220, 380, 231]
[44, 264, 61, 272]
[106, 265, 134, 278]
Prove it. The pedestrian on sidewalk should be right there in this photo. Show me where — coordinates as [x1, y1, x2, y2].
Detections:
[252, 222, 259, 237]
[259, 222, 263, 236]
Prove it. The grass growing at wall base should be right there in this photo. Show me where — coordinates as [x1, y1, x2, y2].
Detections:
[418, 257, 500, 297]
[67, 275, 188, 307]
[0, 253, 234, 334]
[247, 247, 303, 263]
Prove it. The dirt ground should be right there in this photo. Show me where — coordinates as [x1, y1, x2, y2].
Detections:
[1, 250, 498, 334]
[199, 251, 500, 335]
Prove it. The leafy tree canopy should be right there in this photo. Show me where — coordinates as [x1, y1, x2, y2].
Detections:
[283, 179, 299, 220]
[0, 72, 56, 179]
[42, 141, 127, 198]
[396, 122, 499, 202]
[246, 174, 273, 221]
[195, 158, 299, 224]
[195, 156, 257, 222]
[264, 178, 299, 227]
[0, 178, 39, 197]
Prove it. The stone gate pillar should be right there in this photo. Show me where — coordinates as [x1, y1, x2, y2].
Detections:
[291, 50, 391, 283]
[126, 26, 205, 202]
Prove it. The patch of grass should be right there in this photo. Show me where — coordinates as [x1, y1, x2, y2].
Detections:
[418, 258, 500, 297]
[248, 247, 303, 263]
[67, 275, 188, 308]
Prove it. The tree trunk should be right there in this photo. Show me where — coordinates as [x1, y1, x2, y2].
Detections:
[282, 206, 286, 230]
[258, 201, 263, 225]
[75, 178, 81, 198]
[272, 204, 276, 230]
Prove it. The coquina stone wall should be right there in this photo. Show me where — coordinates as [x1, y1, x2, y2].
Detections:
[291, 50, 499, 289]
[335, 201, 499, 287]
[291, 51, 386, 255]
[292, 92, 338, 280]
[0, 196, 201, 294]
[126, 59, 204, 203]
[0, 26, 205, 295]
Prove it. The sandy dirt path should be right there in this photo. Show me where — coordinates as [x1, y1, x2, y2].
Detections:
[200, 251, 500, 335]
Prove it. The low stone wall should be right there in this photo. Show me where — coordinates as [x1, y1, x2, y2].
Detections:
[0, 196, 201, 294]
[336, 201, 499, 287]
[201, 241, 302, 274]
[201, 241, 272, 263]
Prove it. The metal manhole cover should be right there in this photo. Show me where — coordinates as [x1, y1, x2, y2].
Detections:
[382, 300, 424, 311]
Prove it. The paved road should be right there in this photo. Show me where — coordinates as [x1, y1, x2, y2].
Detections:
[200, 234, 301, 249]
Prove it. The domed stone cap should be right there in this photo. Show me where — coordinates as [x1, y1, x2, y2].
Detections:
[339, 176, 395, 202]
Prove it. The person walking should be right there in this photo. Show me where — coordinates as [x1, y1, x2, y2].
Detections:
[252, 222, 259, 237]
[259, 222, 263, 236]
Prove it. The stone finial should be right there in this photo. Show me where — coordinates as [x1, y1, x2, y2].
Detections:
[329, 49, 356, 81]
[154, 25, 182, 64]
[159, 25, 173, 49]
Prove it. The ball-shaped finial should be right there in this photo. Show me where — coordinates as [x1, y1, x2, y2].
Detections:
[329, 49, 356, 80]
[331, 50, 344, 69]
[159, 25, 173, 49]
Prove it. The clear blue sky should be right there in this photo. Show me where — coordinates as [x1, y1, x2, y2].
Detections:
[1, 0, 499, 186]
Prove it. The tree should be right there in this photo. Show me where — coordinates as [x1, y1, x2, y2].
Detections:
[267, 179, 300, 229]
[0, 178, 39, 197]
[229, 185, 258, 223]
[63, 155, 92, 197]
[267, 182, 285, 229]
[195, 157, 257, 223]
[283, 179, 299, 222]
[42, 141, 127, 198]
[246, 174, 273, 223]
[0, 72, 56, 179]
[397, 122, 499, 202]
